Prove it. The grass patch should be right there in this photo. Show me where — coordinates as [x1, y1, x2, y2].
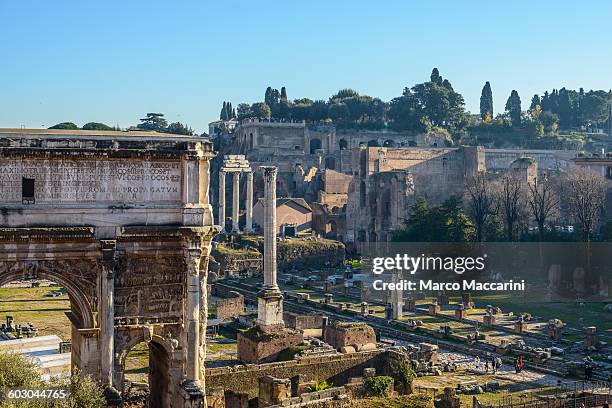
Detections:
[0, 285, 71, 340]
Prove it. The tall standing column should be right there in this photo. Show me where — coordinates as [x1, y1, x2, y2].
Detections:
[100, 241, 116, 389]
[263, 167, 278, 290]
[184, 246, 202, 383]
[245, 171, 254, 233]
[256, 166, 284, 330]
[232, 172, 240, 232]
[218, 170, 226, 230]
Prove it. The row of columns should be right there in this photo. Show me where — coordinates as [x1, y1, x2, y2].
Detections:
[218, 170, 253, 233]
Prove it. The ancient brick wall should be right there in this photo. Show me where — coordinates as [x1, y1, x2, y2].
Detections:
[205, 350, 387, 398]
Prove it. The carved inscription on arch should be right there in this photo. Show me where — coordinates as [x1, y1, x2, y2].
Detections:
[0, 159, 182, 203]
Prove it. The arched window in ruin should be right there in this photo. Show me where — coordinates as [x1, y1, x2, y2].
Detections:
[358, 230, 367, 242]
[249, 133, 254, 150]
[309, 138, 322, 154]
[367, 140, 379, 147]
[607, 166, 612, 180]
[383, 139, 396, 147]
[339, 139, 348, 150]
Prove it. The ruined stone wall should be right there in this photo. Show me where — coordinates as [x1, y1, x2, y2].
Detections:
[284, 312, 325, 330]
[484, 148, 574, 172]
[215, 291, 244, 319]
[323, 323, 376, 351]
[205, 350, 387, 397]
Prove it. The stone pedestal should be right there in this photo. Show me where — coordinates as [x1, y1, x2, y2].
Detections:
[256, 290, 284, 332]
[514, 319, 525, 334]
[454, 305, 466, 320]
[436, 292, 449, 306]
[429, 303, 440, 315]
[461, 293, 473, 309]
[483, 314, 496, 325]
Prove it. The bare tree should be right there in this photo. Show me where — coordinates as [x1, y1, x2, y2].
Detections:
[527, 173, 560, 241]
[465, 173, 498, 242]
[565, 168, 606, 241]
[498, 175, 528, 241]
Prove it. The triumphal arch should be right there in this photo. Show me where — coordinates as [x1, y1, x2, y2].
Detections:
[0, 128, 220, 407]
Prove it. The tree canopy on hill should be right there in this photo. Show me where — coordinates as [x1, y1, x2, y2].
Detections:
[82, 122, 113, 131]
[49, 122, 79, 130]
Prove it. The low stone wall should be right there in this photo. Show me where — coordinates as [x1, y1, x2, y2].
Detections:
[205, 349, 387, 398]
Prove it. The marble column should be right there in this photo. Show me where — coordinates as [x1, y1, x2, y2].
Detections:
[232, 172, 240, 232]
[256, 166, 284, 330]
[218, 170, 226, 230]
[184, 247, 202, 382]
[245, 171, 254, 233]
[100, 241, 116, 389]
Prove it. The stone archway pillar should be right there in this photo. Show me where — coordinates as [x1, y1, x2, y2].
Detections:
[100, 240, 117, 390]
[184, 246, 202, 382]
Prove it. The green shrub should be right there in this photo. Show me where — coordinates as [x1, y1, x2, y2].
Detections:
[308, 380, 332, 392]
[365, 375, 394, 397]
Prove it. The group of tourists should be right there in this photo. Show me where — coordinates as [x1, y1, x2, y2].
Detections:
[475, 355, 503, 374]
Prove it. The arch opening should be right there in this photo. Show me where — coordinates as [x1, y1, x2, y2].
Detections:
[119, 337, 172, 408]
[309, 138, 322, 154]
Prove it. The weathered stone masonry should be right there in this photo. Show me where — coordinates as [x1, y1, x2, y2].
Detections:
[0, 129, 220, 408]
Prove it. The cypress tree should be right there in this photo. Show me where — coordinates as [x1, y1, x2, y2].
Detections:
[479, 81, 494, 119]
[505, 90, 522, 126]
[220, 101, 228, 120]
[530, 94, 541, 110]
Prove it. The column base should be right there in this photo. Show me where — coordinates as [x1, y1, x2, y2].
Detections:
[256, 288, 284, 330]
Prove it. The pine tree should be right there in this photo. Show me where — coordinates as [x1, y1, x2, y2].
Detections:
[479, 81, 493, 119]
[505, 90, 522, 126]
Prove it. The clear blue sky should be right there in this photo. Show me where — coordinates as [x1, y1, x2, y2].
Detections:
[1, 1, 611, 133]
